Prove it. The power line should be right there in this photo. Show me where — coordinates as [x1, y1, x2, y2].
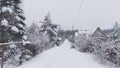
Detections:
[73, 0, 84, 25]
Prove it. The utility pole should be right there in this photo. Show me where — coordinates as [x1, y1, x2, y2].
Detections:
[72, 25, 75, 41]
[71, 25, 75, 48]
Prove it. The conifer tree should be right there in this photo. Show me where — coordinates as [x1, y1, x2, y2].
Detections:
[0, 0, 32, 66]
[40, 13, 58, 42]
[0, 0, 26, 43]
[40, 13, 60, 48]
[112, 22, 120, 40]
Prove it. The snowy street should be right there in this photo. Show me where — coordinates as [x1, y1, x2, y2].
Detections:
[17, 40, 108, 68]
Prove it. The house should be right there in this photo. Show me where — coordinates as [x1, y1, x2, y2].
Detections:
[92, 27, 108, 42]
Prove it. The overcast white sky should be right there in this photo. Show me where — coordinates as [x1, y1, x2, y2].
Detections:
[23, 0, 120, 31]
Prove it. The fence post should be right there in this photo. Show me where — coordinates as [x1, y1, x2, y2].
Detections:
[1, 46, 5, 68]
[0, 42, 22, 68]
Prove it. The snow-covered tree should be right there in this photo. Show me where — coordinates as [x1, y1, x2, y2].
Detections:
[113, 22, 119, 31]
[74, 34, 94, 53]
[27, 22, 52, 54]
[27, 13, 61, 54]
[27, 23, 39, 34]
[111, 22, 120, 40]
[40, 13, 60, 47]
[92, 41, 120, 66]
[105, 22, 120, 40]
[0, 0, 32, 66]
[0, 0, 26, 42]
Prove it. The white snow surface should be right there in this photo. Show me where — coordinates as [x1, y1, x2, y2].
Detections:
[17, 40, 108, 68]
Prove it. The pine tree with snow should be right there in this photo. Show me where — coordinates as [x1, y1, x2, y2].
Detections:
[40, 13, 60, 48]
[0, 0, 32, 66]
[113, 22, 119, 31]
[28, 22, 39, 34]
[0, 0, 26, 42]
[111, 22, 120, 40]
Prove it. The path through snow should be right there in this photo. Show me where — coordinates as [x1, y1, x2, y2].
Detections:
[17, 40, 108, 68]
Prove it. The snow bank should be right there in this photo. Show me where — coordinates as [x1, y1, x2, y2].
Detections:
[17, 40, 108, 68]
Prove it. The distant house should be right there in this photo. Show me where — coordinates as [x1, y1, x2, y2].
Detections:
[92, 27, 108, 42]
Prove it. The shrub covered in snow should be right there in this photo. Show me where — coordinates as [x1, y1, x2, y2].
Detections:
[27, 13, 62, 55]
[93, 41, 118, 65]
[74, 34, 94, 53]
[74, 33, 120, 66]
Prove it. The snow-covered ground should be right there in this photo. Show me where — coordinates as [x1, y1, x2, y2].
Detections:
[17, 40, 108, 68]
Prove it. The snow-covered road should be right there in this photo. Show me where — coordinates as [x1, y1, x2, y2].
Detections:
[17, 40, 108, 68]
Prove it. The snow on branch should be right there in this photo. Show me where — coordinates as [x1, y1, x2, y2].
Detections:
[1, 19, 8, 26]
[11, 26, 19, 33]
[2, 7, 13, 13]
